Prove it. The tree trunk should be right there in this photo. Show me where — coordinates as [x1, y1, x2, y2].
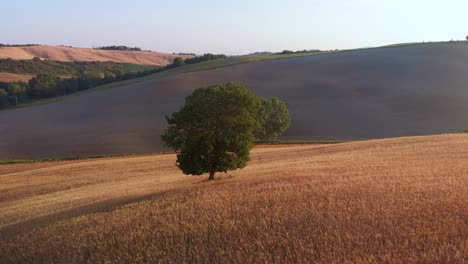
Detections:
[208, 169, 216, 180]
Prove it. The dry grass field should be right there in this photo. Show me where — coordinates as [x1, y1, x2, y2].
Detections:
[0, 45, 192, 66]
[0, 72, 34, 83]
[1, 134, 467, 263]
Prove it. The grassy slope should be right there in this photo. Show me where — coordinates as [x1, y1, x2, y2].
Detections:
[1, 134, 467, 263]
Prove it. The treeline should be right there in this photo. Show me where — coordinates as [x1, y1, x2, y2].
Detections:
[0, 68, 160, 108]
[0, 58, 159, 108]
[168, 53, 227, 68]
[0, 44, 39, 47]
[0, 58, 156, 78]
[277, 49, 321, 55]
[93, 46, 142, 51]
[175, 52, 197, 56]
[183, 54, 227, 64]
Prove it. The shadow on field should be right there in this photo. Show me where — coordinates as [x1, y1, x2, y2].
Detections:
[0, 189, 176, 240]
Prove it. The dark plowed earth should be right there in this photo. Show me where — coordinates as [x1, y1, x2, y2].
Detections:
[2, 43, 468, 159]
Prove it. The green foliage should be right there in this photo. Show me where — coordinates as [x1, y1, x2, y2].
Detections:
[173, 57, 186, 67]
[280, 50, 295, 55]
[0, 59, 157, 78]
[278, 49, 321, 55]
[8, 81, 29, 103]
[166, 54, 228, 70]
[162, 82, 290, 180]
[0, 59, 160, 107]
[257, 98, 291, 141]
[9, 82, 28, 96]
[183, 54, 227, 64]
[28, 74, 59, 98]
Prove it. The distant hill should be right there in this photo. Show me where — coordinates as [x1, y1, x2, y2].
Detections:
[1, 42, 468, 159]
[0, 45, 193, 66]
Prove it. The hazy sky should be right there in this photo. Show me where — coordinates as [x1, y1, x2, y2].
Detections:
[2, 0, 467, 55]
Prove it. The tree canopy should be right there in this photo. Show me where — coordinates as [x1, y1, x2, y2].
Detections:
[257, 98, 291, 141]
[173, 57, 185, 67]
[93, 45, 142, 51]
[162, 82, 290, 180]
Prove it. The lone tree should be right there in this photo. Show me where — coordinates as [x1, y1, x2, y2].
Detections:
[162, 82, 290, 180]
[466, 35, 468, 41]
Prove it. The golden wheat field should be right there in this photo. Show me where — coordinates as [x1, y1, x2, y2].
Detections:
[0, 134, 467, 263]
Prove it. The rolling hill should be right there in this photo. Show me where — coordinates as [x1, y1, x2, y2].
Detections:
[1, 42, 468, 159]
[0, 45, 192, 66]
[1, 134, 467, 262]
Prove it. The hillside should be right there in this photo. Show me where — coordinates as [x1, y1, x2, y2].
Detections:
[1, 134, 467, 262]
[1, 42, 468, 159]
[0, 45, 192, 66]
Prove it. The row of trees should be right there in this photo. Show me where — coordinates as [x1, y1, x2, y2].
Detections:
[277, 49, 321, 55]
[0, 68, 159, 108]
[0, 44, 39, 47]
[0, 58, 157, 77]
[175, 52, 196, 56]
[170, 53, 227, 68]
[93, 46, 142, 51]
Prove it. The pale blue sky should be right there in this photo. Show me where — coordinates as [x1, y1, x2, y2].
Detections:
[1, 0, 467, 55]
